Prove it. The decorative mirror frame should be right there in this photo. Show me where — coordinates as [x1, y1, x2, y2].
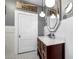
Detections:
[45, 0, 61, 39]
[63, 2, 73, 19]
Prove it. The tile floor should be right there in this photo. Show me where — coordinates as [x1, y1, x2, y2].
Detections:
[5, 51, 39, 59]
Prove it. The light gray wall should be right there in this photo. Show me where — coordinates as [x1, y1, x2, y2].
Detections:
[5, 0, 16, 26]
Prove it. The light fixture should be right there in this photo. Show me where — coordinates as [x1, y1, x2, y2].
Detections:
[39, 11, 45, 17]
[45, 0, 55, 8]
[65, 2, 72, 13]
[39, 0, 45, 17]
[50, 14, 56, 19]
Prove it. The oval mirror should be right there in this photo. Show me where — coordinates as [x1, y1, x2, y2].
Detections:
[47, 14, 60, 32]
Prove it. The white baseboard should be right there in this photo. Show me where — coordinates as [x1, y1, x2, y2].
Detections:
[5, 26, 15, 33]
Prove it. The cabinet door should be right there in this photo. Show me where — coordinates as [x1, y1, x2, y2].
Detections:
[47, 44, 65, 59]
[16, 11, 38, 53]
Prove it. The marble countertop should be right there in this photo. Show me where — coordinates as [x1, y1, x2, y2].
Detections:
[38, 36, 65, 46]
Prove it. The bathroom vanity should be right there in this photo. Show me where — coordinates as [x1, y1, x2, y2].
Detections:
[37, 36, 65, 59]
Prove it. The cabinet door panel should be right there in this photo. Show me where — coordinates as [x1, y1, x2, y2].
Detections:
[47, 44, 65, 59]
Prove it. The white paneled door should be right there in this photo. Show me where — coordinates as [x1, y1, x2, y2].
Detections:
[15, 10, 38, 53]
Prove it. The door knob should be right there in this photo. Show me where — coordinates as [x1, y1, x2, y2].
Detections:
[19, 35, 21, 38]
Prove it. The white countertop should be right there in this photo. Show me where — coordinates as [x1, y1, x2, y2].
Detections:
[38, 36, 65, 46]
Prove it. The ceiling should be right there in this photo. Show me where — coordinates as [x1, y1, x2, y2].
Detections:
[20, 0, 43, 6]
[20, 0, 72, 6]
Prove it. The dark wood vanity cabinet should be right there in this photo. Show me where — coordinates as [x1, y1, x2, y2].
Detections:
[37, 38, 65, 59]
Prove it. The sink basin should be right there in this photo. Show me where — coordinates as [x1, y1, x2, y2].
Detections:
[38, 36, 65, 46]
